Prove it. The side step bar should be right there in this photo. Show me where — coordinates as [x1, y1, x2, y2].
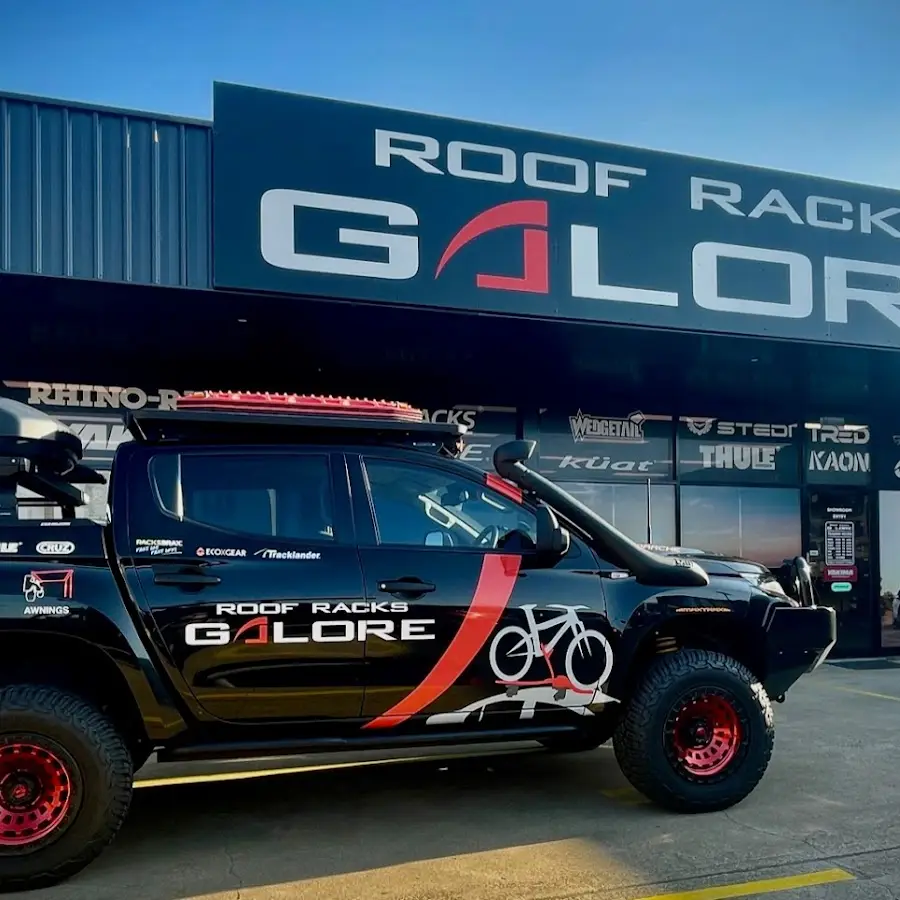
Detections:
[156, 724, 580, 764]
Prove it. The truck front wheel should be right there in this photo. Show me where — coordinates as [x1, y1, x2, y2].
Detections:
[613, 649, 774, 813]
[0, 685, 133, 892]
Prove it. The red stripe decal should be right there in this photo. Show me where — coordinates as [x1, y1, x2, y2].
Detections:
[362, 553, 521, 729]
[485, 472, 523, 504]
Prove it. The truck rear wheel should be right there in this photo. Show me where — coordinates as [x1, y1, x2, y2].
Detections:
[0, 685, 133, 892]
[612, 649, 774, 813]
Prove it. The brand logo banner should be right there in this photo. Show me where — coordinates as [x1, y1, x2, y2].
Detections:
[677, 417, 801, 485]
[213, 82, 900, 349]
[536, 410, 673, 482]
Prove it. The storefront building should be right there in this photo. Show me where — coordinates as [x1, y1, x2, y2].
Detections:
[2, 83, 900, 658]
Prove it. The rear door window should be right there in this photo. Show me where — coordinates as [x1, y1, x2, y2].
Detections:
[151, 452, 336, 542]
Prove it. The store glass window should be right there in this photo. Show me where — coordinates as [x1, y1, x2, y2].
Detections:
[680, 485, 801, 567]
[878, 492, 900, 649]
[15, 479, 110, 522]
[422, 406, 517, 472]
[564, 482, 677, 546]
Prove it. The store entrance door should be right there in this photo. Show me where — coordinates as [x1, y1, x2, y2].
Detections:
[807, 489, 872, 657]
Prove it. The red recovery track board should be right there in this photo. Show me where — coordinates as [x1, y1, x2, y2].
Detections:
[176, 392, 426, 422]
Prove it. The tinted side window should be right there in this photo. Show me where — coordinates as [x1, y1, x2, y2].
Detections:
[152, 453, 335, 541]
[363, 458, 537, 550]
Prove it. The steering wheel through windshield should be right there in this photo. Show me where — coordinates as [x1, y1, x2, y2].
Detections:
[474, 524, 501, 548]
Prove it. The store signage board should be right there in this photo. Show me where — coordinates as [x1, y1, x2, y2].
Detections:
[677, 416, 800, 485]
[213, 81, 900, 349]
[824, 520, 855, 567]
[535, 409, 673, 483]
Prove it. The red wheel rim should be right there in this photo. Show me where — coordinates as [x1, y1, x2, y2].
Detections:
[0, 743, 72, 847]
[670, 694, 742, 777]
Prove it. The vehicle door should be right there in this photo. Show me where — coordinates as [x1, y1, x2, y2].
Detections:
[127, 444, 366, 723]
[347, 452, 615, 732]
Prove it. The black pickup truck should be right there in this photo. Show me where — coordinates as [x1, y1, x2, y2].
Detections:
[0, 392, 836, 891]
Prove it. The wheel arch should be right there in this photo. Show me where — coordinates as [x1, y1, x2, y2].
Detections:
[0, 631, 152, 767]
[618, 615, 766, 703]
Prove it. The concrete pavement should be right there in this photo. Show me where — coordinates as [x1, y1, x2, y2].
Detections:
[11, 659, 900, 900]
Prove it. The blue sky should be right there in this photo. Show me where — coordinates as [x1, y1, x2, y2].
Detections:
[1, 0, 898, 187]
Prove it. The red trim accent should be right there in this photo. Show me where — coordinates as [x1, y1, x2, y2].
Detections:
[477, 228, 549, 294]
[363, 554, 521, 729]
[435, 201, 548, 278]
[485, 472, 523, 504]
[233, 615, 269, 644]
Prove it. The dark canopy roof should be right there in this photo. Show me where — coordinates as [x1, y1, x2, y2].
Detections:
[2, 271, 894, 422]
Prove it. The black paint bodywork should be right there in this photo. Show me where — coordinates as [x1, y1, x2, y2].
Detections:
[0, 421, 837, 762]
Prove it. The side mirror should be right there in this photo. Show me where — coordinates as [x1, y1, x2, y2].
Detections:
[535, 505, 570, 560]
[425, 531, 453, 547]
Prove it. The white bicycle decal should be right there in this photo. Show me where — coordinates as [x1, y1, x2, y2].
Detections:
[489, 604, 613, 699]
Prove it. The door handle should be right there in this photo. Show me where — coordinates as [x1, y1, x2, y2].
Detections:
[378, 578, 436, 595]
[152, 565, 222, 587]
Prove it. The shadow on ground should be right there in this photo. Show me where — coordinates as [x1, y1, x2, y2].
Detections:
[72, 748, 656, 899]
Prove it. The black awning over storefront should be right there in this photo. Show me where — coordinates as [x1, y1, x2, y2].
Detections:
[2, 270, 896, 422]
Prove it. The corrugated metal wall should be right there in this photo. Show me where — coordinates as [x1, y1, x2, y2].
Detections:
[0, 93, 211, 288]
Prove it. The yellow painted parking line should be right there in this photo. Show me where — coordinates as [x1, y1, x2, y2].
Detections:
[832, 686, 900, 702]
[601, 785, 650, 806]
[134, 746, 538, 789]
[635, 867, 854, 900]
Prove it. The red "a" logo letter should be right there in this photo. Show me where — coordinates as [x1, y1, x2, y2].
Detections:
[434, 200, 549, 294]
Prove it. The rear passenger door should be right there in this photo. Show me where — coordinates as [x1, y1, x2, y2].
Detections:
[128, 446, 367, 723]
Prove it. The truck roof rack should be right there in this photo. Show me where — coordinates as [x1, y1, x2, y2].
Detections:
[126, 392, 466, 454]
[0, 397, 105, 513]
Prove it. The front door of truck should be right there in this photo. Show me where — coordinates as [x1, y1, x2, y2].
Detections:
[127, 446, 366, 723]
[347, 453, 615, 732]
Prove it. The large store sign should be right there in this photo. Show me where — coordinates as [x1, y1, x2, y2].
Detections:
[212, 82, 900, 349]
[536, 410, 673, 482]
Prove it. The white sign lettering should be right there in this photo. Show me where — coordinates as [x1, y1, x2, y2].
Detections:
[25, 383, 179, 410]
[698, 444, 777, 471]
[684, 418, 798, 439]
[557, 455, 655, 472]
[68, 423, 130, 453]
[691, 178, 900, 239]
[422, 408, 478, 430]
[374, 130, 647, 197]
[808, 451, 870, 473]
[808, 425, 870, 445]
[260, 189, 419, 279]
[257, 188, 900, 335]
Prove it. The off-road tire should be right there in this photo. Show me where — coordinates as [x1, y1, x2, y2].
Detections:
[612, 650, 774, 813]
[0, 685, 134, 892]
